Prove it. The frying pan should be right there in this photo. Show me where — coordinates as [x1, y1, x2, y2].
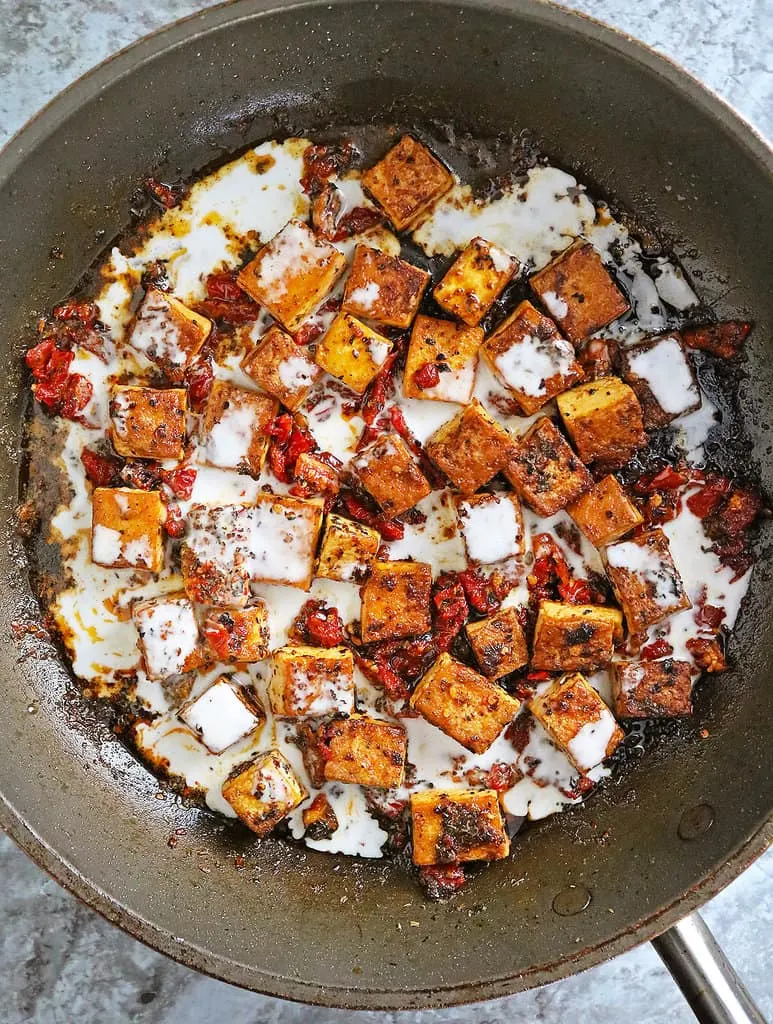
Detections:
[1, 0, 772, 1016]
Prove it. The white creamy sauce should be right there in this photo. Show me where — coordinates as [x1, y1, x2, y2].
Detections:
[347, 281, 381, 312]
[200, 401, 257, 469]
[495, 331, 575, 398]
[277, 353, 317, 391]
[626, 335, 700, 416]
[652, 257, 699, 311]
[458, 493, 522, 564]
[540, 291, 569, 320]
[566, 710, 618, 773]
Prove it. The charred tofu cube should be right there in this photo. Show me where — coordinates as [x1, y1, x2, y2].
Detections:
[181, 504, 254, 607]
[202, 604, 271, 663]
[402, 315, 483, 404]
[605, 528, 691, 635]
[240, 324, 322, 411]
[505, 416, 592, 516]
[132, 591, 202, 680]
[200, 381, 278, 477]
[556, 376, 646, 464]
[305, 716, 407, 788]
[342, 244, 430, 328]
[249, 493, 324, 589]
[568, 474, 643, 547]
[315, 513, 381, 583]
[530, 240, 629, 343]
[619, 333, 701, 428]
[360, 560, 432, 642]
[410, 652, 521, 753]
[531, 601, 623, 672]
[222, 749, 307, 836]
[353, 432, 431, 516]
[362, 135, 454, 232]
[91, 487, 165, 572]
[179, 676, 265, 754]
[528, 672, 624, 773]
[109, 385, 187, 460]
[268, 644, 355, 718]
[292, 451, 340, 501]
[237, 219, 347, 333]
[302, 792, 339, 840]
[466, 606, 529, 679]
[425, 399, 515, 496]
[612, 659, 693, 718]
[456, 491, 524, 564]
[434, 237, 518, 326]
[482, 300, 583, 415]
[411, 788, 510, 866]
[128, 288, 212, 380]
[314, 313, 393, 394]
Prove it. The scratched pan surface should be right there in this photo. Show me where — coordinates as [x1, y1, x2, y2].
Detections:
[0, 0, 772, 1010]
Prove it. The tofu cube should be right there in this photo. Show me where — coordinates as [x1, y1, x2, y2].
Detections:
[425, 399, 515, 495]
[292, 451, 340, 500]
[249, 494, 324, 589]
[109, 385, 187, 460]
[528, 672, 624, 773]
[612, 659, 693, 718]
[268, 644, 355, 718]
[402, 315, 483, 404]
[199, 381, 278, 477]
[605, 528, 691, 635]
[302, 792, 339, 840]
[567, 474, 643, 546]
[91, 487, 165, 572]
[181, 504, 254, 607]
[556, 376, 646, 464]
[434, 237, 519, 326]
[456, 491, 524, 564]
[410, 788, 510, 866]
[315, 513, 381, 583]
[360, 560, 432, 642]
[619, 333, 701, 428]
[482, 300, 584, 415]
[505, 416, 592, 516]
[353, 432, 431, 516]
[314, 312, 393, 394]
[409, 652, 521, 753]
[362, 135, 454, 231]
[202, 604, 271, 663]
[341, 244, 430, 328]
[132, 591, 202, 680]
[530, 240, 629, 343]
[179, 676, 265, 754]
[531, 601, 623, 672]
[236, 219, 347, 333]
[128, 288, 212, 380]
[465, 606, 529, 679]
[222, 749, 307, 836]
[304, 715, 408, 788]
[240, 324, 322, 411]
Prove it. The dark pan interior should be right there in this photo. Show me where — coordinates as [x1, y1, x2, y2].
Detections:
[1, 0, 772, 1010]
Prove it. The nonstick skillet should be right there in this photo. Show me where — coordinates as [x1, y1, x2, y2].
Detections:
[1, 0, 772, 1017]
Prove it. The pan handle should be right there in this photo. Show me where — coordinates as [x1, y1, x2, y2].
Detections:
[652, 912, 766, 1024]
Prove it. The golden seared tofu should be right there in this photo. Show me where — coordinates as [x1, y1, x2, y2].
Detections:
[605, 528, 691, 636]
[530, 240, 629, 343]
[612, 659, 693, 719]
[505, 416, 592, 516]
[181, 504, 254, 607]
[132, 591, 203, 680]
[304, 715, 408, 789]
[410, 652, 521, 754]
[362, 134, 454, 232]
[353, 432, 431, 516]
[531, 601, 623, 672]
[556, 376, 646, 465]
[360, 560, 432, 642]
[179, 676, 265, 754]
[314, 312, 393, 394]
[91, 487, 165, 572]
[128, 288, 212, 380]
[402, 315, 483, 404]
[619, 332, 701, 429]
[425, 399, 515, 496]
[268, 644, 355, 718]
[341, 244, 430, 328]
[466, 606, 529, 679]
[202, 604, 271, 664]
[411, 788, 510, 866]
[200, 381, 278, 477]
[482, 300, 583, 416]
[567, 474, 643, 547]
[237, 219, 347, 333]
[223, 749, 307, 836]
[302, 792, 339, 840]
[292, 451, 340, 500]
[528, 672, 624, 774]
[240, 323, 322, 411]
[109, 385, 187, 461]
[315, 513, 381, 583]
[456, 491, 524, 564]
[434, 236, 518, 326]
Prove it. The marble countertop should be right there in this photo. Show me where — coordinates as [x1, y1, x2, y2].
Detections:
[1, 1, 771, 1021]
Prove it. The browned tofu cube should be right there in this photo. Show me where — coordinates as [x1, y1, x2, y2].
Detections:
[528, 672, 624, 774]
[410, 652, 521, 753]
[341, 244, 430, 328]
[556, 376, 646, 464]
[178, 676, 265, 754]
[292, 451, 340, 500]
[567, 474, 643, 547]
[304, 716, 407, 789]
[202, 604, 270, 663]
[434, 237, 519, 326]
[353, 432, 431, 516]
[268, 644, 355, 718]
[222, 750, 307, 836]
[612, 659, 693, 718]
[200, 381, 278, 477]
[505, 416, 592, 516]
[402, 315, 483, 404]
[236, 219, 347, 333]
[360, 560, 432, 642]
[531, 601, 623, 672]
[466, 607, 529, 679]
[132, 591, 203, 680]
[109, 385, 187, 460]
[362, 135, 454, 232]
[410, 789, 510, 866]
[249, 493, 324, 589]
[619, 333, 701, 428]
[314, 312, 393, 394]
[315, 513, 381, 583]
[456, 491, 524, 563]
[181, 505, 253, 607]
[530, 240, 629, 343]
[425, 399, 515, 495]
[605, 528, 691, 636]
[128, 288, 212, 380]
[240, 324, 322, 411]
[302, 792, 339, 840]
[482, 300, 583, 415]
[91, 487, 165, 572]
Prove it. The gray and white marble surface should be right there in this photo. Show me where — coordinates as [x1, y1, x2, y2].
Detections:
[1, 1, 772, 1021]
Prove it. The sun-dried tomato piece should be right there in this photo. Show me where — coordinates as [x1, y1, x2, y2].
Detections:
[164, 504, 186, 538]
[640, 488, 682, 526]
[578, 337, 614, 379]
[686, 476, 731, 519]
[458, 568, 500, 615]
[290, 599, 346, 647]
[52, 300, 99, 328]
[266, 412, 294, 443]
[695, 602, 725, 631]
[704, 487, 762, 540]
[340, 491, 405, 541]
[557, 578, 594, 605]
[634, 466, 689, 494]
[310, 181, 343, 239]
[195, 270, 260, 324]
[300, 141, 355, 194]
[143, 176, 185, 209]
[120, 460, 161, 490]
[687, 637, 728, 673]
[267, 418, 317, 484]
[80, 447, 123, 487]
[360, 348, 402, 426]
[640, 637, 674, 661]
[413, 361, 441, 390]
[25, 339, 73, 381]
[35, 369, 92, 420]
[331, 206, 384, 241]
[486, 762, 520, 791]
[432, 574, 468, 650]
[418, 864, 467, 900]
[185, 357, 214, 411]
[203, 612, 249, 661]
[528, 533, 571, 604]
[682, 321, 751, 360]
[159, 466, 197, 501]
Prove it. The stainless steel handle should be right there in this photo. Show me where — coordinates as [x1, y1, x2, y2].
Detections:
[652, 913, 766, 1024]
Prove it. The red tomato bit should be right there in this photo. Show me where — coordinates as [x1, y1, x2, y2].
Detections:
[80, 448, 123, 487]
[290, 599, 346, 647]
[681, 321, 751, 360]
[418, 864, 467, 900]
[413, 361, 441, 390]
